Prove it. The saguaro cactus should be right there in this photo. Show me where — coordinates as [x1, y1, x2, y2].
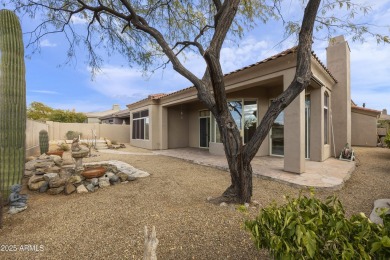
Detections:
[0, 10, 26, 201]
[39, 130, 49, 154]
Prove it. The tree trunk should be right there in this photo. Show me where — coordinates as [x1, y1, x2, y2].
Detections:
[213, 116, 253, 204]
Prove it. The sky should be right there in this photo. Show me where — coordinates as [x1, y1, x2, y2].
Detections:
[6, 1, 390, 113]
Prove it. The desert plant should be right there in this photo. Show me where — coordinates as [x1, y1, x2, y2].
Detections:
[0, 10, 26, 201]
[39, 129, 49, 154]
[65, 130, 82, 140]
[244, 191, 390, 259]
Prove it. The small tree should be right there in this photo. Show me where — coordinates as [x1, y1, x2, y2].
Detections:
[9, 0, 390, 203]
[27, 101, 87, 122]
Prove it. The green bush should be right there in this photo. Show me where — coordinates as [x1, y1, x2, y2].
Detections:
[58, 143, 69, 151]
[65, 130, 82, 140]
[244, 191, 390, 259]
[384, 132, 390, 148]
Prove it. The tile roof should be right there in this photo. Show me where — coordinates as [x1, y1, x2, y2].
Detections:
[127, 46, 336, 106]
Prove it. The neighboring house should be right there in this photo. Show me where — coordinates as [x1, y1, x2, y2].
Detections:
[99, 109, 130, 125]
[351, 102, 381, 146]
[85, 104, 121, 123]
[378, 109, 390, 142]
[127, 36, 353, 174]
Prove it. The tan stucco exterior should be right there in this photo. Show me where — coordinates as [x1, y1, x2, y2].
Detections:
[127, 37, 355, 174]
[351, 107, 380, 146]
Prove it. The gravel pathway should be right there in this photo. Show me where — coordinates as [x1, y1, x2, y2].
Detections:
[0, 146, 389, 259]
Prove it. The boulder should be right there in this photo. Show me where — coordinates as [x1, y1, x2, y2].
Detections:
[8, 206, 27, 214]
[25, 160, 36, 171]
[49, 155, 63, 166]
[104, 171, 115, 178]
[370, 199, 390, 225]
[49, 177, 66, 188]
[47, 186, 64, 195]
[28, 175, 45, 190]
[86, 183, 95, 192]
[128, 176, 136, 181]
[67, 175, 83, 184]
[43, 173, 59, 182]
[34, 161, 55, 169]
[81, 167, 106, 178]
[24, 170, 34, 178]
[64, 183, 76, 195]
[117, 173, 129, 182]
[77, 184, 88, 194]
[109, 175, 120, 185]
[39, 182, 49, 193]
[91, 178, 99, 186]
[46, 166, 61, 174]
[98, 177, 110, 188]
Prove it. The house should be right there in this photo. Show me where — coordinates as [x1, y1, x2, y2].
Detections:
[351, 102, 381, 146]
[99, 109, 130, 125]
[127, 36, 354, 174]
[85, 104, 121, 123]
[378, 109, 390, 144]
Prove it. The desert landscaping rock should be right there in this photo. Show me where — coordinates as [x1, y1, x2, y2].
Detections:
[86, 183, 95, 192]
[369, 199, 390, 225]
[24, 170, 34, 178]
[117, 172, 128, 182]
[43, 173, 58, 182]
[91, 178, 99, 186]
[49, 177, 66, 188]
[67, 175, 83, 184]
[64, 183, 76, 195]
[50, 155, 63, 166]
[39, 182, 49, 193]
[47, 186, 64, 195]
[76, 184, 88, 194]
[98, 177, 110, 188]
[24, 155, 147, 196]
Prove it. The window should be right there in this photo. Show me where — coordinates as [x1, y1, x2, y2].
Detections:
[211, 99, 257, 143]
[132, 110, 149, 140]
[324, 92, 329, 144]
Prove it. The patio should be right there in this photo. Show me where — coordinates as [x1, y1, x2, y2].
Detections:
[153, 148, 356, 190]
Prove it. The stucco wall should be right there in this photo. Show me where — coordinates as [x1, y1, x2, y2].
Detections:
[351, 111, 378, 146]
[168, 106, 189, 148]
[46, 121, 130, 143]
[26, 119, 49, 157]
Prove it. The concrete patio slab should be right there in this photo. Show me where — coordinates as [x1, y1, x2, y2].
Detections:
[154, 148, 356, 190]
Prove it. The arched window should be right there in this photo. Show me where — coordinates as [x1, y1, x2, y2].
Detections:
[324, 91, 329, 144]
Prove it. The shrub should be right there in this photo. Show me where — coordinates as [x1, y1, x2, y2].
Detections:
[244, 191, 390, 259]
[65, 130, 82, 140]
[384, 131, 390, 148]
[58, 143, 69, 151]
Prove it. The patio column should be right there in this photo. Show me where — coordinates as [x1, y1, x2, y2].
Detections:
[283, 70, 305, 173]
[159, 106, 168, 149]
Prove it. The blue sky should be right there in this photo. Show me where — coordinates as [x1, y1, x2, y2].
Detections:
[11, 1, 390, 113]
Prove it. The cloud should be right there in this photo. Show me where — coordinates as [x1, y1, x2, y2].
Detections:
[40, 39, 57, 47]
[29, 90, 60, 95]
[70, 15, 88, 25]
[86, 65, 192, 103]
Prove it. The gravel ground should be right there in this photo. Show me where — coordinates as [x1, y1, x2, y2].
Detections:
[0, 146, 389, 259]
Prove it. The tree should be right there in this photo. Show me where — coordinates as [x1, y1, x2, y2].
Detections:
[9, 0, 389, 203]
[27, 101, 87, 122]
[27, 101, 53, 121]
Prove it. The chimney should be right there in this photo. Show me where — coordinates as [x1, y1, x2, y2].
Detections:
[383, 109, 388, 115]
[112, 104, 120, 111]
[326, 35, 351, 154]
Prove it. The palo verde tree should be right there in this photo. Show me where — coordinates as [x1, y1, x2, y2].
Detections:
[7, 0, 389, 203]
